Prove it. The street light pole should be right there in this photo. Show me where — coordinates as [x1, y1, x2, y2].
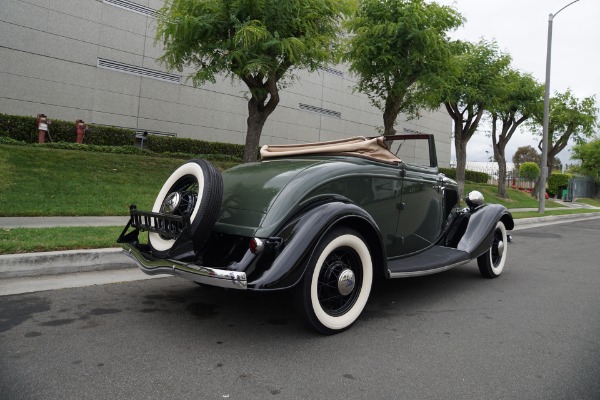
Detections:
[539, 0, 580, 214]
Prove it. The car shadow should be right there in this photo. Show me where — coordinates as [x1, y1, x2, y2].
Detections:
[129, 261, 485, 337]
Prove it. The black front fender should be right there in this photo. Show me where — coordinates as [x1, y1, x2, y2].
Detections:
[248, 202, 385, 290]
[457, 204, 514, 258]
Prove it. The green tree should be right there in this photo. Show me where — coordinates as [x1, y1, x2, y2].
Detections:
[344, 0, 464, 137]
[489, 69, 543, 198]
[547, 172, 571, 197]
[512, 145, 541, 170]
[571, 137, 600, 198]
[519, 162, 540, 182]
[530, 89, 598, 198]
[512, 145, 561, 174]
[435, 39, 511, 198]
[156, 0, 352, 162]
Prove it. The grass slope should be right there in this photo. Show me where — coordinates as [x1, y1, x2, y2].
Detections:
[0, 144, 236, 216]
[463, 182, 563, 209]
[1, 144, 596, 254]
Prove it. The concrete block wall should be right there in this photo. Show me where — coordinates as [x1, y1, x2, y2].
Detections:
[0, 0, 453, 167]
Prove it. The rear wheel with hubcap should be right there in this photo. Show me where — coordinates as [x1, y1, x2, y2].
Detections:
[296, 227, 373, 335]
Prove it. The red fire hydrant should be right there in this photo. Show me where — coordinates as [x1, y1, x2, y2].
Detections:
[75, 119, 87, 144]
[36, 114, 51, 143]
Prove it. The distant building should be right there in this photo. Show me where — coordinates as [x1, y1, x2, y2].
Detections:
[0, 0, 453, 166]
[450, 161, 516, 173]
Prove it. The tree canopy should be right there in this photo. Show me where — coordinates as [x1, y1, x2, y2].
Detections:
[489, 69, 543, 197]
[344, 0, 464, 136]
[156, 0, 352, 162]
[433, 39, 511, 198]
[519, 162, 540, 182]
[529, 89, 598, 197]
[571, 137, 600, 184]
[513, 145, 541, 170]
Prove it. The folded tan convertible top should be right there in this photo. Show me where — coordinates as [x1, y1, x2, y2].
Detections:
[260, 136, 401, 164]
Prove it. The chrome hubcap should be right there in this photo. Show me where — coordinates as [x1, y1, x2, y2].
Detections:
[337, 269, 356, 296]
[162, 192, 181, 213]
[497, 240, 504, 257]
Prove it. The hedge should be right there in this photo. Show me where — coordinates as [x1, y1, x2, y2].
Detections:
[519, 162, 540, 181]
[147, 135, 244, 159]
[439, 167, 489, 184]
[547, 172, 572, 197]
[0, 113, 244, 159]
[0, 113, 135, 146]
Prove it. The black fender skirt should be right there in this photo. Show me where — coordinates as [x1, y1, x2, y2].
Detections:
[248, 201, 385, 290]
[457, 204, 514, 259]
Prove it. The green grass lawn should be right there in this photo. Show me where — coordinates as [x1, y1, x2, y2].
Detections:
[463, 182, 564, 209]
[0, 226, 124, 254]
[1, 144, 596, 254]
[0, 144, 237, 216]
[574, 197, 600, 207]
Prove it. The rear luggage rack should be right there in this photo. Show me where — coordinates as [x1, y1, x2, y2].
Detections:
[117, 205, 194, 260]
[128, 206, 189, 239]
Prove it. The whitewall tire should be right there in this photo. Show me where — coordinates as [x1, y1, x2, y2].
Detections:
[296, 227, 373, 335]
[149, 159, 222, 255]
[477, 221, 508, 278]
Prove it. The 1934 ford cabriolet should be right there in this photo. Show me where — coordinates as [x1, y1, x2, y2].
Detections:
[118, 134, 513, 334]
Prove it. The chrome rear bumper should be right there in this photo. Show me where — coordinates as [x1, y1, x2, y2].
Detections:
[122, 243, 247, 290]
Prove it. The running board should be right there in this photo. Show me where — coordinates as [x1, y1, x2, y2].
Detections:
[387, 246, 470, 278]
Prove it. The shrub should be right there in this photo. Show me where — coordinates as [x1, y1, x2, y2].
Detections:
[547, 172, 572, 197]
[0, 113, 36, 142]
[519, 162, 540, 181]
[0, 136, 26, 145]
[0, 113, 135, 146]
[439, 167, 488, 183]
[147, 135, 244, 158]
[439, 167, 455, 178]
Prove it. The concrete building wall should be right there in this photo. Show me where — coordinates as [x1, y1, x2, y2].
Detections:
[0, 0, 453, 166]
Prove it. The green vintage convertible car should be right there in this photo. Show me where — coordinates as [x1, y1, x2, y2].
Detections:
[118, 134, 513, 334]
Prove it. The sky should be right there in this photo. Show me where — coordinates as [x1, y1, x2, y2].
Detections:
[435, 0, 600, 166]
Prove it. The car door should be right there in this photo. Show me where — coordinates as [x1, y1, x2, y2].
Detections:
[394, 163, 443, 256]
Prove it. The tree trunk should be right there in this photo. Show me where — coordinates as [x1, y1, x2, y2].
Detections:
[383, 95, 405, 137]
[454, 134, 468, 201]
[243, 96, 271, 163]
[497, 151, 507, 198]
[382, 108, 397, 137]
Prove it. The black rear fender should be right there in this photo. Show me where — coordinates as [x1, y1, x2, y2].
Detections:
[248, 202, 386, 290]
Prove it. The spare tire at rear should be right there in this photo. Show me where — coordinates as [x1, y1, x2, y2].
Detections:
[149, 159, 223, 256]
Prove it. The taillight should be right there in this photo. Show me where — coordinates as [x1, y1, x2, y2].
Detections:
[249, 238, 264, 254]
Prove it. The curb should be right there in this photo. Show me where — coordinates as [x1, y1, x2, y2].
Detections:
[0, 248, 135, 279]
[512, 211, 600, 226]
[1, 212, 599, 280]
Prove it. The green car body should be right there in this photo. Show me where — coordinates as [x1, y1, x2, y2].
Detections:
[118, 134, 514, 334]
[217, 156, 456, 258]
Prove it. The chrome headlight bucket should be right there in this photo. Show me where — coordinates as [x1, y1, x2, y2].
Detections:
[466, 190, 484, 209]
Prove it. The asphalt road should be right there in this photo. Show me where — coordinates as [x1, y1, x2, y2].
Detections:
[1, 219, 599, 400]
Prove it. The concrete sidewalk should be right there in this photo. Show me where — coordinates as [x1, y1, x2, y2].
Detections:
[1, 210, 600, 283]
[0, 216, 128, 229]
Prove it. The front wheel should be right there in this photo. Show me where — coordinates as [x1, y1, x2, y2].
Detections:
[477, 221, 508, 278]
[295, 227, 373, 335]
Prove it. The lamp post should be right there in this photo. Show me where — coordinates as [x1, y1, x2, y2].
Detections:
[539, 0, 581, 213]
